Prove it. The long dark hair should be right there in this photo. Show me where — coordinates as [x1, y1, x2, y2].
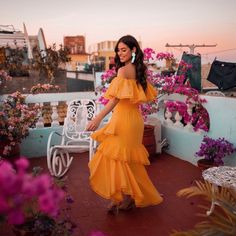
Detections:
[114, 35, 147, 91]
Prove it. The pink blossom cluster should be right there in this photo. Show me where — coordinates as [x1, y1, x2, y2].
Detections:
[0, 69, 12, 86]
[163, 81, 209, 131]
[156, 52, 174, 61]
[143, 48, 174, 61]
[0, 158, 64, 225]
[192, 104, 210, 132]
[165, 101, 187, 115]
[97, 95, 109, 106]
[139, 98, 159, 121]
[95, 67, 116, 96]
[101, 67, 116, 84]
[30, 83, 60, 94]
[195, 136, 236, 165]
[0, 91, 40, 156]
[143, 48, 156, 61]
[178, 60, 193, 73]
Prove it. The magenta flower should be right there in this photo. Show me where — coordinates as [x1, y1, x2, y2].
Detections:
[195, 136, 236, 165]
[0, 157, 65, 225]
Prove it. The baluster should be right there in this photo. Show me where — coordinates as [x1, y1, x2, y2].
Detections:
[51, 102, 59, 127]
[35, 103, 44, 128]
[184, 104, 194, 131]
[174, 111, 183, 127]
[164, 108, 173, 126]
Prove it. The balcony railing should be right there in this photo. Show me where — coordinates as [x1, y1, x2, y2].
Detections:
[1, 92, 236, 166]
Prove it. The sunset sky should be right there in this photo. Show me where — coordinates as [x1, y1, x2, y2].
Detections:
[2, 0, 236, 63]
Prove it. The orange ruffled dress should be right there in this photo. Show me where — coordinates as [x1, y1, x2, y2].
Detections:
[89, 76, 163, 207]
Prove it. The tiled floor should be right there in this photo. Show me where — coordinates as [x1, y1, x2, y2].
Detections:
[2, 152, 206, 236]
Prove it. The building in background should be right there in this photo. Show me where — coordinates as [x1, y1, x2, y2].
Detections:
[63, 35, 90, 71]
[89, 40, 116, 71]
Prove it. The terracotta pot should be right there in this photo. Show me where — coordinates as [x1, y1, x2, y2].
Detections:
[142, 125, 156, 157]
[197, 159, 218, 171]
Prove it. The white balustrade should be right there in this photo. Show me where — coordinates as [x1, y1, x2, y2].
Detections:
[174, 111, 183, 127]
[164, 109, 173, 126]
[35, 103, 45, 128]
[51, 102, 59, 127]
[184, 104, 194, 132]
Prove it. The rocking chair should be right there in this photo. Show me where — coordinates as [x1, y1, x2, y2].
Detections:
[47, 99, 97, 177]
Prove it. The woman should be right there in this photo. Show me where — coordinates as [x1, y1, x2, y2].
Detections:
[86, 35, 163, 213]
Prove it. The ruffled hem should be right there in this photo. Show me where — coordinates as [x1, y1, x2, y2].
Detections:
[104, 76, 157, 104]
[96, 143, 150, 165]
[89, 156, 163, 207]
[91, 122, 115, 142]
[91, 126, 149, 165]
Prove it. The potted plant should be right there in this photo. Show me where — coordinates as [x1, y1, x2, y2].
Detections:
[195, 135, 236, 169]
[0, 91, 40, 158]
[0, 157, 76, 235]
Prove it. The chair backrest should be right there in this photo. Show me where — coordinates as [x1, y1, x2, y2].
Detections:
[62, 99, 96, 144]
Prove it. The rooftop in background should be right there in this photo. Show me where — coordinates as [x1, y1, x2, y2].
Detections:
[0, 23, 46, 57]
[0, 24, 26, 48]
[0, 25, 20, 34]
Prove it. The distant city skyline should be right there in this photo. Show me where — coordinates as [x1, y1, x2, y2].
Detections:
[1, 0, 236, 63]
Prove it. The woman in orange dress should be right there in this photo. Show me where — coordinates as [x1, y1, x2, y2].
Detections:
[86, 35, 163, 213]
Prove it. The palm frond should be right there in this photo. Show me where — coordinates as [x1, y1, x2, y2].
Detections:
[177, 180, 215, 200]
[173, 180, 236, 236]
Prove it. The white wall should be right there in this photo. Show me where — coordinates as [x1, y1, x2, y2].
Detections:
[157, 94, 236, 166]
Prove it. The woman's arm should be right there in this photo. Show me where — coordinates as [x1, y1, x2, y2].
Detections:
[86, 97, 119, 131]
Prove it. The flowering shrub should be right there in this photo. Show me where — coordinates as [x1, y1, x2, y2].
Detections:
[0, 158, 64, 225]
[30, 83, 60, 94]
[145, 51, 209, 132]
[144, 48, 209, 132]
[195, 136, 236, 165]
[0, 69, 12, 87]
[0, 158, 77, 235]
[0, 91, 40, 157]
[96, 67, 116, 106]
[139, 98, 159, 121]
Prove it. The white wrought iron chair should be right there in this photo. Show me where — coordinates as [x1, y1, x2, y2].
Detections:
[47, 99, 97, 177]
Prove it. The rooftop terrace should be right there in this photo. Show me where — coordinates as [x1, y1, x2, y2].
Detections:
[1, 152, 206, 236]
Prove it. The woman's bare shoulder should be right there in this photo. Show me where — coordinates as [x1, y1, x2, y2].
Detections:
[117, 64, 136, 80]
